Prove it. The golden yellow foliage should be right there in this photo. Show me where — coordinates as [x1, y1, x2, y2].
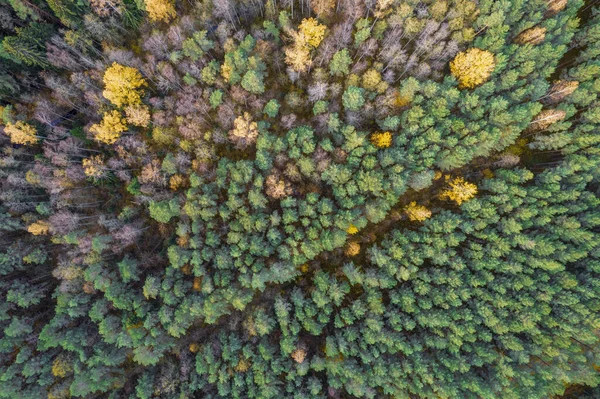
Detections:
[299, 263, 309, 273]
[370, 131, 393, 148]
[125, 104, 151, 127]
[144, 0, 176, 23]
[405, 202, 432, 222]
[3, 121, 38, 145]
[439, 177, 478, 205]
[515, 26, 547, 45]
[28, 220, 50, 235]
[285, 18, 326, 72]
[102, 62, 146, 107]
[189, 343, 200, 353]
[235, 358, 251, 372]
[346, 224, 359, 235]
[433, 170, 443, 180]
[345, 241, 360, 256]
[298, 18, 326, 48]
[90, 110, 127, 144]
[450, 48, 496, 89]
[52, 357, 72, 378]
[82, 155, 106, 178]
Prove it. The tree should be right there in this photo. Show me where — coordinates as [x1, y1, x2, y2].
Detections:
[1, 23, 54, 68]
[439, 176, 478, 205]
[285, 41, 312, 73]
[298, 18, 326, 48]
[450, 48, 496, 89]
[229, 112, 259, 149]
[342, 86, 365, 111]
[82, 155, 107, 178]
[182, 31, 214, 61]
[515, 26, 547, 45]
[263, 99, 280, 118]
[125, 104, 151, 127]
[285, 18, 326, 73]
[149, 199, 180, 223]
[344, 241, 360, 256]
[144, 0, 176, 23]
[27, 220, 50, 235]
[241, 70, 265, 94]
[404, 202, 431, 221]
[102, 63, 146, 107]
[311, 0, 335, 17]
[329, 49, 352, 77]
[3, 121, 38, 145]
[370, 131, 392, 148]
[90, 110, 128, 144]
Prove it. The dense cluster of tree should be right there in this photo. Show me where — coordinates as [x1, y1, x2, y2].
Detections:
[0, 0, 599, 397]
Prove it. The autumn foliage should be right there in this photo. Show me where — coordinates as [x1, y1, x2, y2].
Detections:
[450, 48, 496, 89]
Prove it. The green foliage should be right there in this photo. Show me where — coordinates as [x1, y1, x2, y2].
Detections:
[263, 99, 280, 118]
[342, 86, 365, 111]
[1, 2, 599, 399]
[182, 30, 214, 61]
[149, 199, 180, 223]
[1, 23, 54, 68]
[329, 49, 352, 77]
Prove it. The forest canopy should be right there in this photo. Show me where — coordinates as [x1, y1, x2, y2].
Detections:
[0, 0, 600, 398]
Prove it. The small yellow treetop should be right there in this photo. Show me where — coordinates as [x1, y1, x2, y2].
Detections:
[371, 131, 393, 148]
[28, 220, 50, 235]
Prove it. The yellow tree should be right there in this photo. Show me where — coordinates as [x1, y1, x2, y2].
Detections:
[346, 224, 359, 235]
[28, 220, 50, 235]
[370, 131, 392, 148]
[298, 18, 326, 48]
[439, 177, 478, 205]
[3, 121, 38, 145]
[82, 155, 106, 178]
[405, 202, 432, 222]
[102, 62, 146, 107]
[285, 18, 326, 72]
[90, 110, 127, 144]
[144, 0, 176, 23]
[450, 48, 496, 89]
